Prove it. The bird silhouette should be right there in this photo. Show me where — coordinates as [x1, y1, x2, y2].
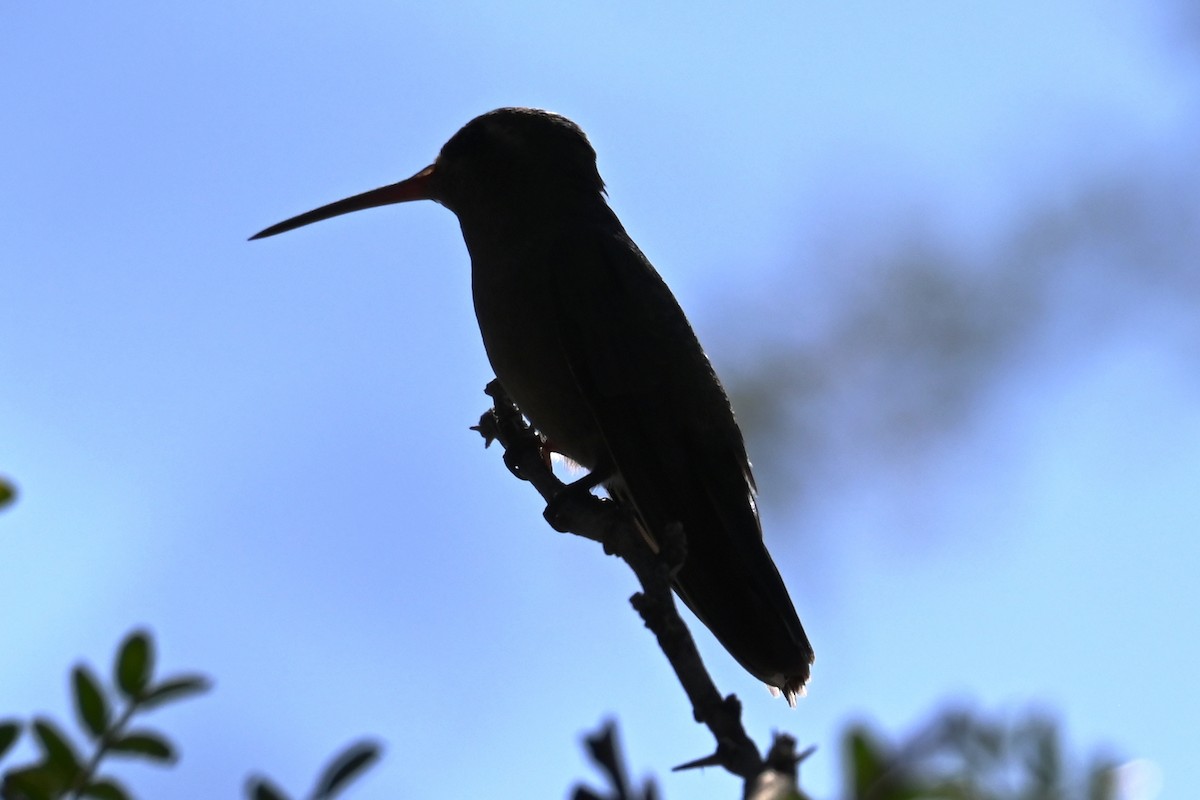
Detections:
[251, 108, 814, 702]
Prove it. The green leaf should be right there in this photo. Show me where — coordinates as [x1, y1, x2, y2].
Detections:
[846, 725, 885, 794]
[245, 776, 292, 800]
[313, 740, 382, 799]
[0, 477, 15, 509]
[844, 725, 923, 800]
[80, 776, 134, 800]
[72, 664, 111, 739]
[2, 763, 66, 800]
[0, 719, 22, 761]
[114, 629, 154, 700]
[108, 730, 176, 764]
[32, 717, 82, 778]
[138, 674, 213, 710]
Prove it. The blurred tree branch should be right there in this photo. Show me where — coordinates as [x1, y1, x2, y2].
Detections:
[725, 164, 1200, 517]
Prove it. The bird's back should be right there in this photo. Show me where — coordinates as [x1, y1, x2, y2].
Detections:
[475, 208, 814, 699]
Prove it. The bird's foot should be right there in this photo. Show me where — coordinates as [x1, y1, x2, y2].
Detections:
[472, 388, 544, 482]
[543, 470, 607, 532]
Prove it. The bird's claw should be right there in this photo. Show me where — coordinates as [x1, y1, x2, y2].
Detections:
[543, 484, 586, 532]
[543, 470, 608, 532]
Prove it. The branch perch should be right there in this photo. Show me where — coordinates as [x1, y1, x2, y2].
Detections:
[474, 379, 783, 784]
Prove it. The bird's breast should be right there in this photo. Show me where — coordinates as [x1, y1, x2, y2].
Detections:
[470, 250, 607, 471]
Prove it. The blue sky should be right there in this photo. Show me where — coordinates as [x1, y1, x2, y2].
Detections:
[2, 2, 1196, 798]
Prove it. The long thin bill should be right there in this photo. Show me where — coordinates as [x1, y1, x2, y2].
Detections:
[249, 164, 436, 240]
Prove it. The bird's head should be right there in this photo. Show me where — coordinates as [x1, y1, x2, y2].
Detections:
[250, 107, 605, 241]
[433, 107, 605, 215]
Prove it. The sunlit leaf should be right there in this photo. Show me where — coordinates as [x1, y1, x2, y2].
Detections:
[114, 629, 154, 700]
[73, 664, 111, 739]
[313, 740, 382, 799]
[138, 674, 212, 710]
[108, 730, 176, 763]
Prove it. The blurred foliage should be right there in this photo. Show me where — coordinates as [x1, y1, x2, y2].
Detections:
[572, 721, 659, 800]
[842, 705, 1120, 800]
[0, 477, 15, 511]
[1, 629, 210, 800]
[577, 708, 1120, 800]
[245, 740, 382, 800]
[727, 164, 1200, 511]
[0, 630, 379, 800]
[0, 633, 1122, 798]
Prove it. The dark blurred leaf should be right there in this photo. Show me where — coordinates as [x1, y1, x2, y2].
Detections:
[0, 477, 15, 510]
[245, 776, 292, 800]
[31, 717, 82, 778]
[1028, 717, 1062, 790]
[847, 725, 886, 794]
[107, 730, 175, 763]
[845, 724, 926, 800]
[572, 721, 660, 800]
[0, 719, 21, 762]
[72, 665, 111, 739]
[80, 777, 133, 800]
[312, 740, 382, 799]
[1086, 757, 1119, 800]
[137, 674, 212, 711]
[114, 630, 154, 700]
[2, 764, 66, 800]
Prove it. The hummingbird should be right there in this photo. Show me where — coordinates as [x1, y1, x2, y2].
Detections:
[251, 107, 814, 702]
